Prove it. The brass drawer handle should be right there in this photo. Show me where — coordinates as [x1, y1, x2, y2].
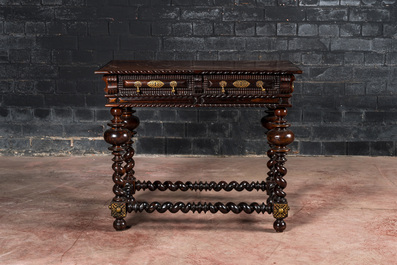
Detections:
[256, 81, 266, 92]
[170, 81, 177, 94]
[219, 81, 227, 94]
[134, 81, 142, 93]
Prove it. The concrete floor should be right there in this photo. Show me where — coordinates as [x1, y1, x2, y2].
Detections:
[0, 155, 396, 265]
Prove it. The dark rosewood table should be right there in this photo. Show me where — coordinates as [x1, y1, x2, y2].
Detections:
[95, 60, 302, 232]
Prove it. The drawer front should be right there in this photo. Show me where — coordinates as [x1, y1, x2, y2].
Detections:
[204, 75, 281, 95]
[118, 75, 193, 96]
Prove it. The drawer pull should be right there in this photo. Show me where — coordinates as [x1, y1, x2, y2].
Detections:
[219, 81, 227, 93]
[134, 81, 142, 93]
[147, 80, 164, 88]
[256, 81, 266, 92]
[170, 81, 177, 94]
[233, 80, 250, 88]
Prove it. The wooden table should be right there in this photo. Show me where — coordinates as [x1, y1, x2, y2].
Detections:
[95, 60, 302, 232]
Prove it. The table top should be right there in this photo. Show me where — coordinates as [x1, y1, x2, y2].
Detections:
[95, 60, 302, 75]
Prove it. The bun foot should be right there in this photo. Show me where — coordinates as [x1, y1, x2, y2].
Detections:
[113, 218, 127, 231]
[273, 219, 286, 232]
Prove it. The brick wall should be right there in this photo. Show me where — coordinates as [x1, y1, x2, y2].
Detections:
[0, 0, 396, 156]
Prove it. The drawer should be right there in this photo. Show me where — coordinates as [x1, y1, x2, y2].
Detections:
[118, 75, 193, 96]
[204, 75, 281, 95]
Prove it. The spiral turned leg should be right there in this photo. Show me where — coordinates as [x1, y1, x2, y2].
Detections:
[121, 107, 140, 213]
[104, 107, 132, 231]
[267, 108, 294, 233]
[261, 108, 277, 206]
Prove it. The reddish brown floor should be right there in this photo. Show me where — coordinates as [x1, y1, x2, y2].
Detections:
[0, 156, 396, 264]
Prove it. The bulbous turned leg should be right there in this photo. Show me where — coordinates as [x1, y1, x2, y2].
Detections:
[104, 107, 132, 231]
[267, 108, 294, 233]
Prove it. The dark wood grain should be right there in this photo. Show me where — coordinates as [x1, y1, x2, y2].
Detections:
[95, 60, 302, 75]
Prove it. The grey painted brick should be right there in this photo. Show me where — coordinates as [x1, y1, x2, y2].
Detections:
[344, 111, 364, 123]
[192, 138, 220, 155]
[364, 53, 384, 66]
[301, 141, 322, 155]
[181, 7, 222, 20]
[344, 52, 364, 65]
[265, 7, 305, 21]
[205, 37, 246, 50]
[38, 36, 78, 50]
[193, 22, 213, 36]
[214, 22, 234, 36]
[349, 8, 390, 22]
[386, 53, 397, 65]
[289, 38, 329, 51]
[319, 24, 339, 36]
[166, 138, 192, 155]
[247, 37, 287, 51]
[331, 38, 371, 51]
[370, 141, 395, 156]
[277, 23, 297, 36]
[5, 22, 25, 34]
[33, 108, 51, 121]
[223, 7, 264, 21]
[384, 24, 397, 38]
[140, 122, 163, 137]
[197, 51, 218, 60]
[278, 0, 298, 6]
[372, 38, 392, 52]
[256, 0, 277, 6]
[323, 52, 343, 65]
[235, 22, 255, 36]
[164, 37, 205, 51]
[11, 108, 33, 122]
[88, 21, 108, 36]
[156, 52, 175, 60]
[66, 22, 87, 36]
[298, 0, 319, 5]
[378, 96, 397, 110]
[187, 123, 207, 137]
[109, 21, 129, 35]
[136, 137, 165, 155]
[306, 8, 348, 21]
[322, 111, 342, 123]
[172, 22, 193, 36]
[9, 50, 30, 63]
[256, 22, 276, 36]
[319, 0, 339, 5]
[121, 36, 160, 51]
[340, 0, 360, 5]
[139, 7, 179, 20]
[345, 82, 365, 95]
[347, 142, 370, 155]
[42, 0, 62, 5]
[323, 142, 347, 155]
[362, 23, 382, 37]
[25, 22, 45, 35]
[298, 23, 318, 36]
[129, 21, 151, 36]
[6, 6, 54, 21]
[74, 109, 94, 122]
[163, 123, 185, 137]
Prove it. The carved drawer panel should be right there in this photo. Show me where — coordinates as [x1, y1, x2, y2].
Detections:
[204, 75, 281, 95]
[119, 75, 193, 96]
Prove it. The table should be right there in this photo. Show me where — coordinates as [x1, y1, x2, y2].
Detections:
[95, 60, 302, 232]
